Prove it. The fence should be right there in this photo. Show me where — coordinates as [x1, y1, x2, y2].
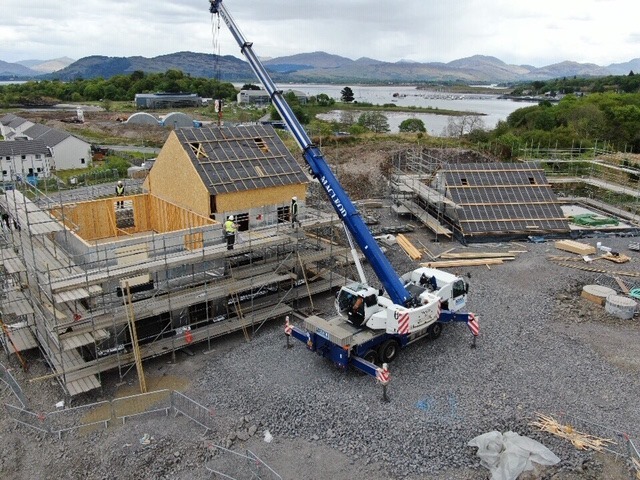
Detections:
[171, 390, 217, 432]
[4, 389, 211, 437]
[0, 361, 27, 408]
[205, 445, 282, 480]
[113, 389, 172, 424]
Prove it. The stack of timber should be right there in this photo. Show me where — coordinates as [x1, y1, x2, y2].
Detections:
[554, 240, 596, 255]
[420, 250, 519, 268]
[396, 234, 422, 260]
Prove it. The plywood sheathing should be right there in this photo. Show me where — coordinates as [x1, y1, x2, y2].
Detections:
[49, 193, 215, 243]
[143, 131, 211, 217]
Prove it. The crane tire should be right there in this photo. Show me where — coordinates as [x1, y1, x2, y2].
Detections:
[379, 339, 400, 363]
[363, 350, 378, 365]
[427, 322, 443, 339]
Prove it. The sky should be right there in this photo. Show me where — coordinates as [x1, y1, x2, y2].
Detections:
[1, 0, 639, 68]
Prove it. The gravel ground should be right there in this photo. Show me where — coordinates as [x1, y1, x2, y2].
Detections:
[2, 229, 639, 479]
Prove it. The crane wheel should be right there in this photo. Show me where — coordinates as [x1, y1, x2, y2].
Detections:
[379, 339, 400, 363]
[363, 350, 378, 365]
[427, 322, 443, 339]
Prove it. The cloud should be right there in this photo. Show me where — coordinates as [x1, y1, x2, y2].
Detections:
[1, 0, 639, 67]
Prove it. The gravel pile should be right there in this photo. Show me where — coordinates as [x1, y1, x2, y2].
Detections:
[196, 234, 640, 479]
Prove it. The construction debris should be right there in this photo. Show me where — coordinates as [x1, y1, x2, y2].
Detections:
[531, 413, 617, 452]
[554, 240, 596, 256]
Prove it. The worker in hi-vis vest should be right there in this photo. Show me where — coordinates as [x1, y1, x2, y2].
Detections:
[115, 180, 125, 209]
[224, 215, 238, 250]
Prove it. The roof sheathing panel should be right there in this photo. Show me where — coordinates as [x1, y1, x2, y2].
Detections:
[177, 125, 307, 196]
[444, 162, 570, 236]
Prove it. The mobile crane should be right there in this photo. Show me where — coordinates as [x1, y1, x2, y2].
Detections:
[209, 0, 478, 378]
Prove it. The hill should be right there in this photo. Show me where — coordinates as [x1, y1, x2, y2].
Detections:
[4, 51, 640, 83]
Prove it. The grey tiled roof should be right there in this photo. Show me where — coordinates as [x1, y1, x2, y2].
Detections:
[0, 113, 18, 126]
[0, 139, 51, 156]
[176, 125, 308, 195]
[23, 124, 72, 146]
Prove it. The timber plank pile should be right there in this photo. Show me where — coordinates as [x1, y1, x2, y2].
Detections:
[419, 248, 523, 268]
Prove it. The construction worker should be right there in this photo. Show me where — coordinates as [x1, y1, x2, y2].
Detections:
[290, 196, 301, 229]
[224, 215, 238, 250]
[115, 180, 125, 209]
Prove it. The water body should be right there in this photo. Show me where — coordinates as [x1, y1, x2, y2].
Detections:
[280, 83, 539, 136]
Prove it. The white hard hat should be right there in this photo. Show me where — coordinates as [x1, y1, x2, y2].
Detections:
[228, 215, 234, 221]
[292, 196, 297, 201]
[117, 180, 122, 185]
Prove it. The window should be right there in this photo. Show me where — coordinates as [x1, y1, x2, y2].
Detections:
[277, 206, 290, 223]
[235, 212, 249, 231]
[2, 170, 6, 176]
[80, 158, 86, 164]
[35, 154, 41, 159]
[5, 156, 9, 160]
[452, 280, 467, 299]
[21, 155, 26, 160]
[37, 168, 42, 173]
[460, 178, 468, 186]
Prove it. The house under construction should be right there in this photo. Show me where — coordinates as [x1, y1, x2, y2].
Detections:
[0, 125, 354, 398]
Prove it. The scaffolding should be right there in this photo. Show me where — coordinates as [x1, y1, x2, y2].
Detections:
[0, 181, 355, 398]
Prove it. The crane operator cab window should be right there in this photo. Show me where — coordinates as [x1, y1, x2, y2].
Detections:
[337, 290, 367, 327]
[452, 279, 468, 299]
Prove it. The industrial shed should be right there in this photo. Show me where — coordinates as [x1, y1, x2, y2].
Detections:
[143, 124, 308, 228]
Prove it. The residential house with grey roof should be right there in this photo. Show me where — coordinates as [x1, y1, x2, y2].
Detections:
[0, 139, 53, 183]
[22, 123, 91, 171]
[0, 114, 35, 139]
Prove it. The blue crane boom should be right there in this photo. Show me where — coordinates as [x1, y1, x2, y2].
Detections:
[209, 0, 412, 306]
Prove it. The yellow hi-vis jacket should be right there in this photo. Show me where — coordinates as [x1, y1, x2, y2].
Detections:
[224, 220, 236, 234]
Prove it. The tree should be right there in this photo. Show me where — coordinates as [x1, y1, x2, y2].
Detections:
[242, 83, 261, 90]
[341, 86, 354, 103]
[357, 111, 390, 133]
[315, 93, 335, 106]
[444, 114, 486, 138]
[399, 118, 426, 133]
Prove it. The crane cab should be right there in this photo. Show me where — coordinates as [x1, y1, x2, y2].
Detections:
[402, 267, 469, 312]
[336, 283, 384, 328]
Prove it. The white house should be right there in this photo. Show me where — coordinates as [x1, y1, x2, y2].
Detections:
[0, 139, 53, 182]
[0, 114, 35, 139]
[22, 123, 91, 171]
[237, 89, 308, 105]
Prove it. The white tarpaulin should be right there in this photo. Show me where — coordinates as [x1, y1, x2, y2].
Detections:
[468, 430, 560, 480]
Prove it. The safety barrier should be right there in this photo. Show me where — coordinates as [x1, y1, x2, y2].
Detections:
[46, 400, 112, 439]
[628, 437, 640, 476]
[171, 390, 216, 432]
[0, 361, 27, 409]
[205, 445, 282, 480]
[4, 403, 49, 434]
[113, 389, 172, 424]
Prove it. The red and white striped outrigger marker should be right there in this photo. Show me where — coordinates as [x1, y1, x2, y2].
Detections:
[467, 313, 479, 348]
[284, 316, 293, 349]
[376, 363, 390, 402]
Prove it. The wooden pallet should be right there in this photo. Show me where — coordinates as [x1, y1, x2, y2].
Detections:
[554, 240, 596, 255]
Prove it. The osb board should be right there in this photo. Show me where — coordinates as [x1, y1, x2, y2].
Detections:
[148, 194, 215, 234]
[184, 232, 204, 251]
[215, 183, 307, 213]
[51, 194, 214, 243]
[51, 195, 151, 242]
[143, 131, 211, 217]
[554, 240, 596, 255]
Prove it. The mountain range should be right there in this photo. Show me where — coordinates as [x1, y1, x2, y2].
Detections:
[2, 51, 640, 84]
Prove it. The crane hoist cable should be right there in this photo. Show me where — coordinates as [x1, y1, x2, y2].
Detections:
[210, 11, 223, 125]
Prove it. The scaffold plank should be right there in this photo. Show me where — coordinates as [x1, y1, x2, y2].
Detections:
[1, 288, 34, 316]
[1, 325, 38, 352]
[1, 190, 64, 235]
[3, 257, 26, 274]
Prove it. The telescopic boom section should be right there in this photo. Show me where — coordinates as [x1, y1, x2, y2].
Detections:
[209, 0, 411, 306]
